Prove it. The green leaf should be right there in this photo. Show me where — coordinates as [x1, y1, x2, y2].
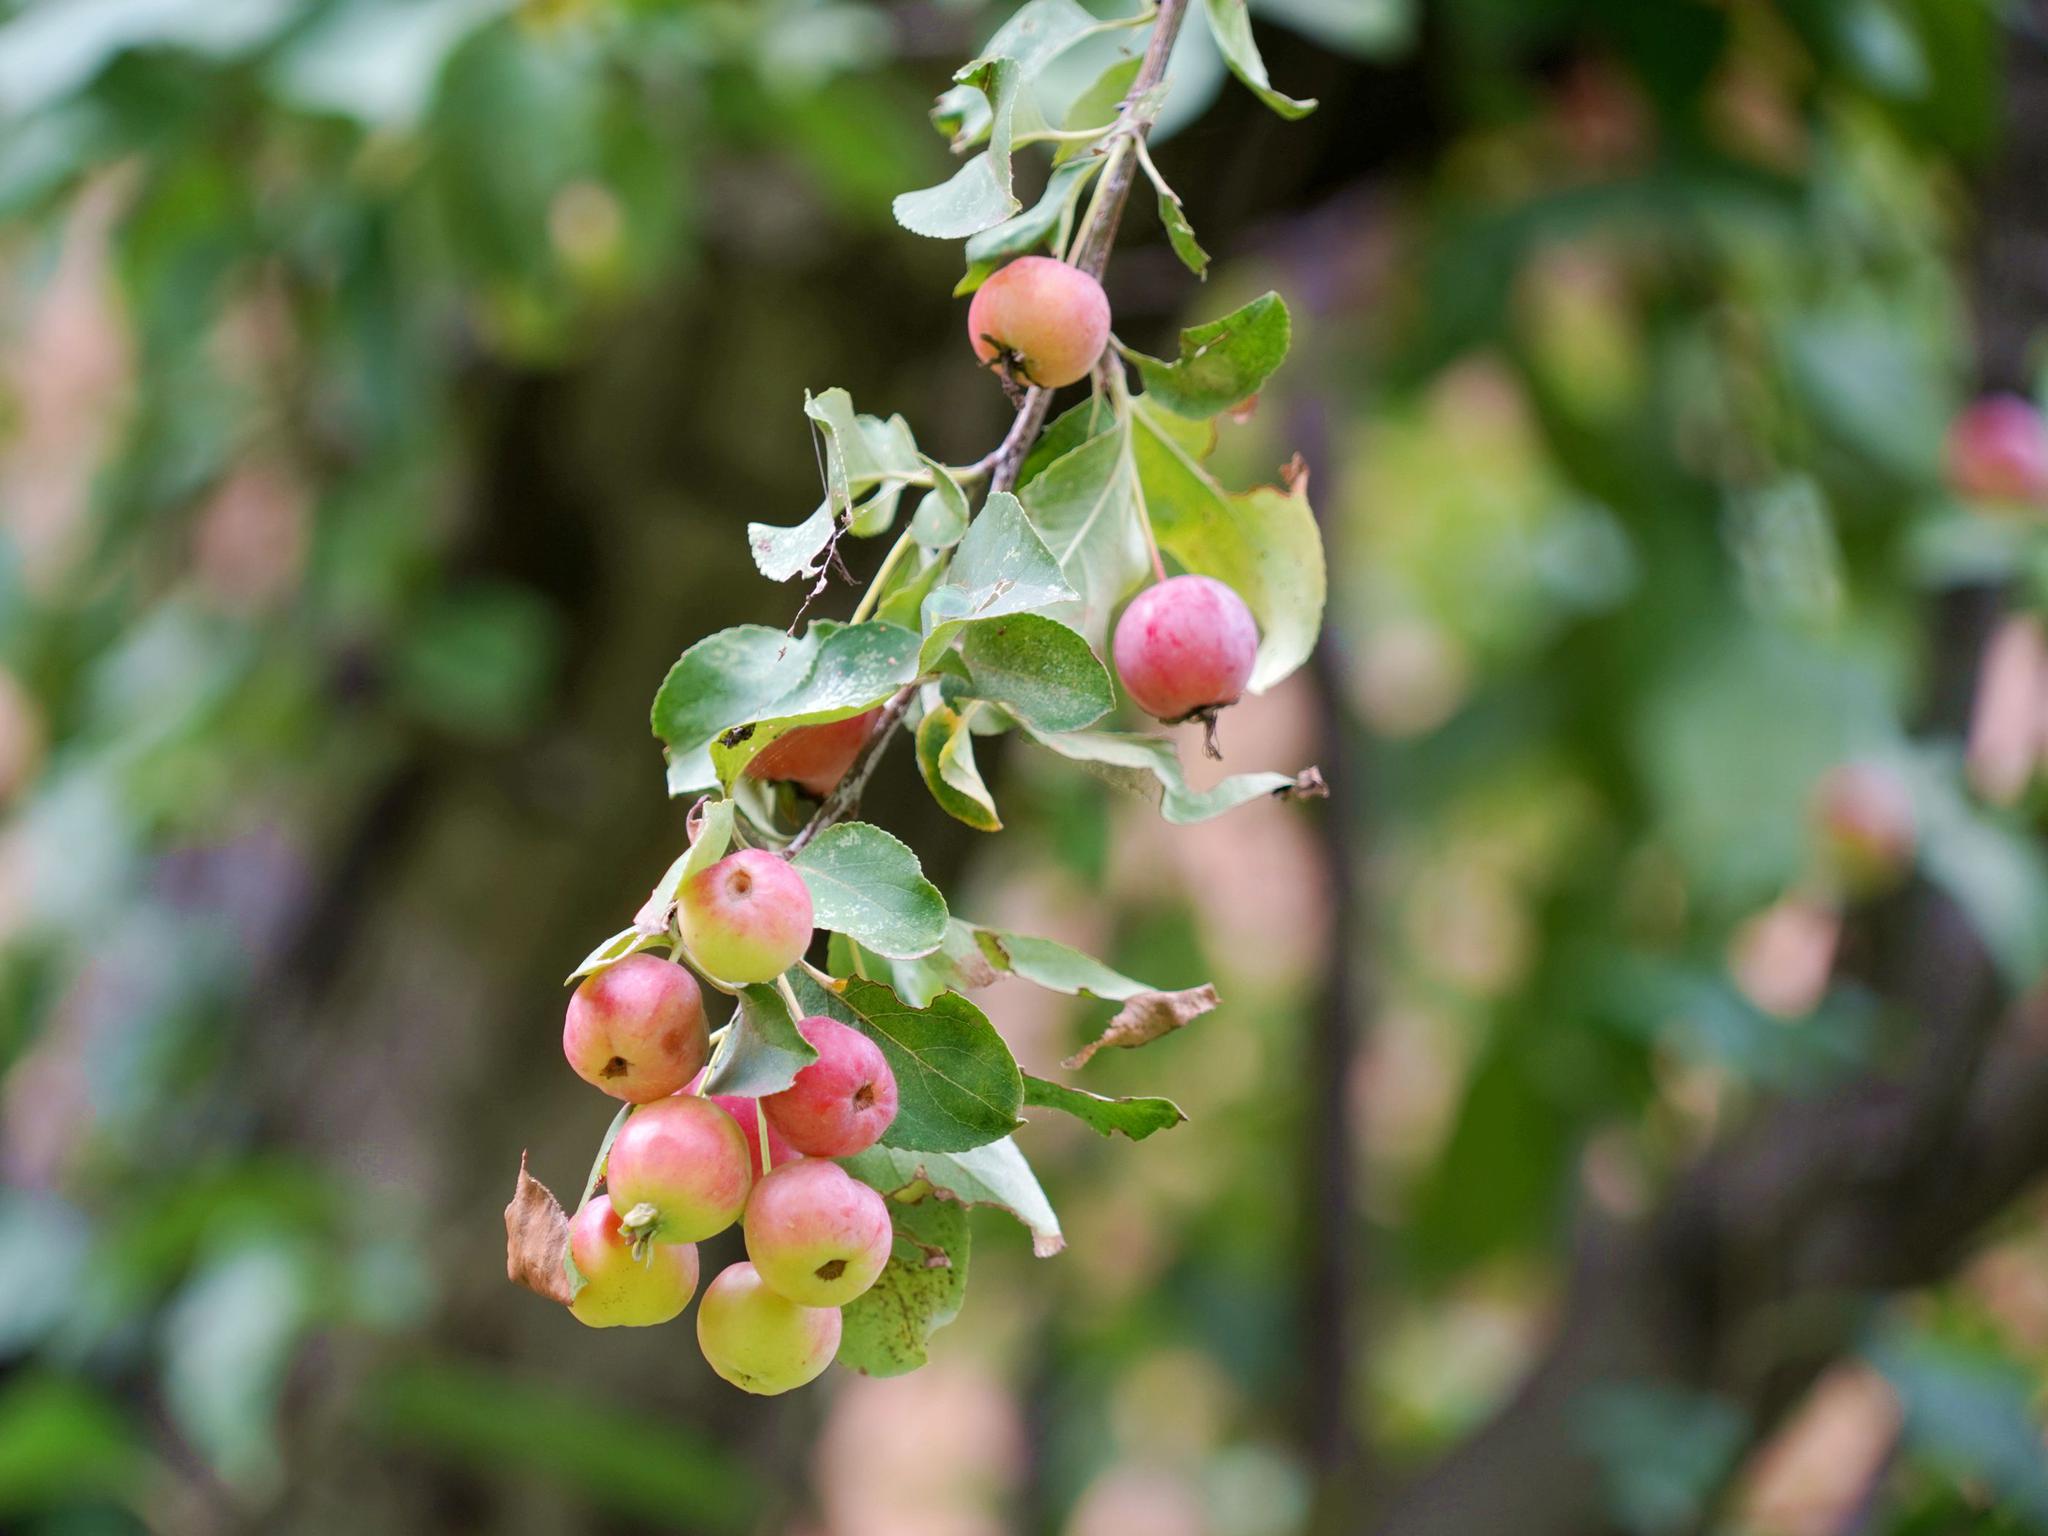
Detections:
[1201, 0, 1318, 119]
[973, 929, 1221, 1065]
[1024, 724, 1321, 824]
[793, 973, 1023, 1152]
[917, 704, 1003, 832]
[703, 622, 921, 788]
[678, 800, 734, 886]
[874, 549, 951, 631]
[895, 56, 1022, 239]
[842, 1137, 1063, 1256]
[909, 458, 970, 550]
[1129, 397, 1326, 693]
[957, 156, 1101, 295]
[652, 626, 817, 794]
[926, 0, 1108, 149]
[835, 1195, 969, 1378]
[1156, 188, 1211, 278]
[789, 822, 949, 960]
[836, 920, 1004, 1009]
[919, 491, 1079, 669]
[1054, 56, 1141, 163]
[1131, 293, 1290, 417]
[565, 926, 661, 983]
[1911, 753, 2048, 988]
[1022, 1076, 1185, 1139]
[1017, 418, 1149, 644]
[958, 613, 1114, 733]
[747, 391, 925, 582]
[1870, 1323, 2048, 1525]
[700, 984, 817, 1098]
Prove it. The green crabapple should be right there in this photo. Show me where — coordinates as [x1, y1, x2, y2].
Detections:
[762, 1015, 898, 1157]
[1112, 575, 1259, 725]
[1946, 394, 2048, 507]
[604, 1094, 753, 1244]
[687, 1070, 802, 1181]
[742, 709, 881, 799]
[562, 953, 708, 1103]
[967, 256, 1111, 390]
[696, 1260, 842, 1395]
[743, 1158, 893, 1308]
[677, 849, 814, 984]
[567, 1193, 700, 1328]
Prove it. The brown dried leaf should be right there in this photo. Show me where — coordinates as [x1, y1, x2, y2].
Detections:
[1062, 984, 1220, 1069]
[504, 1152, 572, 1306]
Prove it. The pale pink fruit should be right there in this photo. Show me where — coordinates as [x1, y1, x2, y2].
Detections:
[604, 1094, 752, 1244]
[696, 1261, 842, 1395]
[1813, 761, 1916, 896]
[567, 1194, 700, 1328]
[762, 1016, 898, 1158]
[1112, 574, 1259, 723]
[742, 709, 880, 798]
[686, 1070, 803, 1182]
[562, 954, 708, 1103]
[677, 849, 814, 984]
[1946, 394, 2048, 506]
[743, 1159, 893, 1307]
[968, 256, 1111, 389]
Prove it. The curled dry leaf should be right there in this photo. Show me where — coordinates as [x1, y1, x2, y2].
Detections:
[1285, 766, 1329, 801]
[504, 1152, 573, 1306]
[1063, 983, 1220, 1069]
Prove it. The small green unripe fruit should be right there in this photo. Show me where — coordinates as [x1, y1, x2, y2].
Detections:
[604, 1094, 753, 1244]
[677, 849, 815, 984]
[967, 256, 1111, 389]
[744, 1158, 893, 1307]
[567, 1194, 700, 1328]
[696, 1261, 842, 1395]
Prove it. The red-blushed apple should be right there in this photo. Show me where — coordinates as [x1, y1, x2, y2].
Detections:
[967, 256, 1111, 389]
[743, 1158, 893, 1307]
[1112, 574, 1259, 725]
[742, 709, 881, 799]
[604, 1094, 752, 1245]
[1946, 394, 2048, 507]
[562, 953, 708, 1103]
[567, 1193, 700, 1328]
[686, 1070, 802, 1182]
[696, 1260, 842, 1395]
[677, 849, 814, 984]
[762, 1015, 898, 1157]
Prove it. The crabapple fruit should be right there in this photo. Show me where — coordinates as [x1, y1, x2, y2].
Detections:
[604, 1094, 752, 1244]
[743, 1158, 893, 1308]
[696, 1260, 842, 1395]
[687, 1070, 802, 1181]
[567, 1193, 700, 1328]
[742, 709, 880, 798]
[677, 849, 814, 984]
[967, 256, 1111, 389]
[1946, 394, 2048, 507]
[562, 954, 708, 1103]
[1112, 575, 1259, 724]
[762, 1015, 898, 1157]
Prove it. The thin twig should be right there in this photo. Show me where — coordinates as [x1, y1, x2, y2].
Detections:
[784, 0, 1195, 852]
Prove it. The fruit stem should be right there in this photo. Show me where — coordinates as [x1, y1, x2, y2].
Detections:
[850, 529, 913, 626]
[576, 1100, 635, 1216]
[754, 1097, 774, 1176]
[774, 972, 804, 1016]
[1109, 363, 1170, 583]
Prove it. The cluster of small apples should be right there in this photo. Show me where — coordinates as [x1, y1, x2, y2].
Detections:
[558, 847, 903, 1394]
[969, 257, 1263, 738]
[1947, 393, 2048, 509]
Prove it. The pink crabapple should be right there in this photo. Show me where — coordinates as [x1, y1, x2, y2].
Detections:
[677, 848, 814, 984]
[741, 709, 882, 799]
[1813, 760, 1917, 897]
[1946, 394, 2048, 507]
[696, 1260, 842, 1395]
[562, 953, 708, 1103]
[567, 1193, 700, 1328]
[743, 1158, 893, 1308]
[967, 256, 1112, 390]
[603, 1093, 753, 1245]
[687, 1070, 802, 1182]
[1112, 574, 1259, 752]
[762, 1015, 898, 1158]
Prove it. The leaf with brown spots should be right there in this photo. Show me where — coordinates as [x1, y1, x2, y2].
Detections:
[504, 1153, 572, 1306]
[1063, 984, 1219, 1068]
[836, 1195, 969, 1377]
